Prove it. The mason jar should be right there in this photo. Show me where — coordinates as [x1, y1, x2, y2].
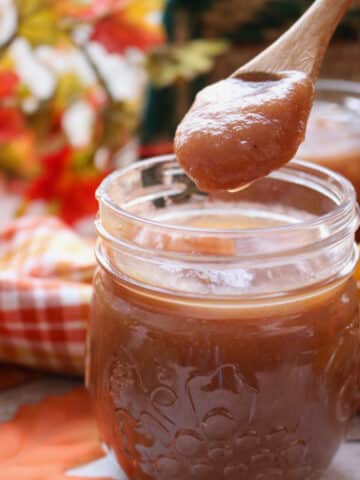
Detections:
[298, 79, 360, 198]
[89, 155, 360, 480]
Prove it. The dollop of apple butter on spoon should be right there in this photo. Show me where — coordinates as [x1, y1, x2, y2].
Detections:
[174, 0, 351, 192]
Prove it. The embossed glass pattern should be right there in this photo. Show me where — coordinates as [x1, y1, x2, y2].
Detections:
[89, 156, 360, 480]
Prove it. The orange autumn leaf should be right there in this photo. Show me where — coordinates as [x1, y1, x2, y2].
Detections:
[91, 10, 164, 54]
[0, 387, 110, 480]
[0, 107, 25, 141]
[0, 71, 19, 99]
[25, 146, 107, 224]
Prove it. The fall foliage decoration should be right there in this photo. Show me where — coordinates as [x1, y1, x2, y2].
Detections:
[0, 387, 109, 480]
[0, 0, 165, 225]
[0, 0, 230, 224]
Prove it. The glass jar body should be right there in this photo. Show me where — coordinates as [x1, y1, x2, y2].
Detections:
[89, 269, 359, 480]
[89, 156, 360, 480]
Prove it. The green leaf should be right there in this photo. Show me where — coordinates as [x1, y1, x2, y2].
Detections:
[146, 40, 229, 87]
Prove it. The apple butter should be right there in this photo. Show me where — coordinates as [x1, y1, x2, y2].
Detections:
[174, 71, 314, 192]
[89, 156, 360, 480]
[298, 80, 360, 198]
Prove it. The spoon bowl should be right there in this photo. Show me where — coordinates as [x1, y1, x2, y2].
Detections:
[174, 0, 352, 193]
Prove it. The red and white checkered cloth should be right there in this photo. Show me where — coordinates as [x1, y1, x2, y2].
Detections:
[0, 216, 95, 375]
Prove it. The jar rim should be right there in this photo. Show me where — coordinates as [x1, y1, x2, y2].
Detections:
[96, 155, 358, 239]
[96, 156, 359, 298]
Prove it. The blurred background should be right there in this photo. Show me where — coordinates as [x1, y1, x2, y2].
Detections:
[0, 2, 359, 455]
[0, 0, 358, 232]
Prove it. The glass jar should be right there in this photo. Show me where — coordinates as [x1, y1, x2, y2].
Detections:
[89, 155, 360, 480]
[298, 79, 360, 198]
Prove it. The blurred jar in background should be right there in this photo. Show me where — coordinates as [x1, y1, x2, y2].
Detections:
[298, 80, 360, 198]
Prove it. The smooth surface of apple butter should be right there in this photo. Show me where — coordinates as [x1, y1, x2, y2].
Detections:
[175, 71, 314, 192]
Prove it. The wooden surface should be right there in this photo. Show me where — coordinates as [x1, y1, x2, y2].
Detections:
[0, 378, 359, 479]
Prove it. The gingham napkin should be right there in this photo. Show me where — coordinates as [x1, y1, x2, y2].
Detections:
[0, 216, 95, 375]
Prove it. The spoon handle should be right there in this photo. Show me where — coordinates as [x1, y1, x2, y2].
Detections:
[232, 0, 352, 81]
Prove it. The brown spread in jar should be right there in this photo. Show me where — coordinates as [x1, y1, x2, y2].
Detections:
[90, 157, 360, 480]
[175, 71, 314, 192]
[90, 212, 360, 480]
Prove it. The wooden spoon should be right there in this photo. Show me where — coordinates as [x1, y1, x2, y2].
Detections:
[175, 0, 352, 193]
[232, 0, 352, 81]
